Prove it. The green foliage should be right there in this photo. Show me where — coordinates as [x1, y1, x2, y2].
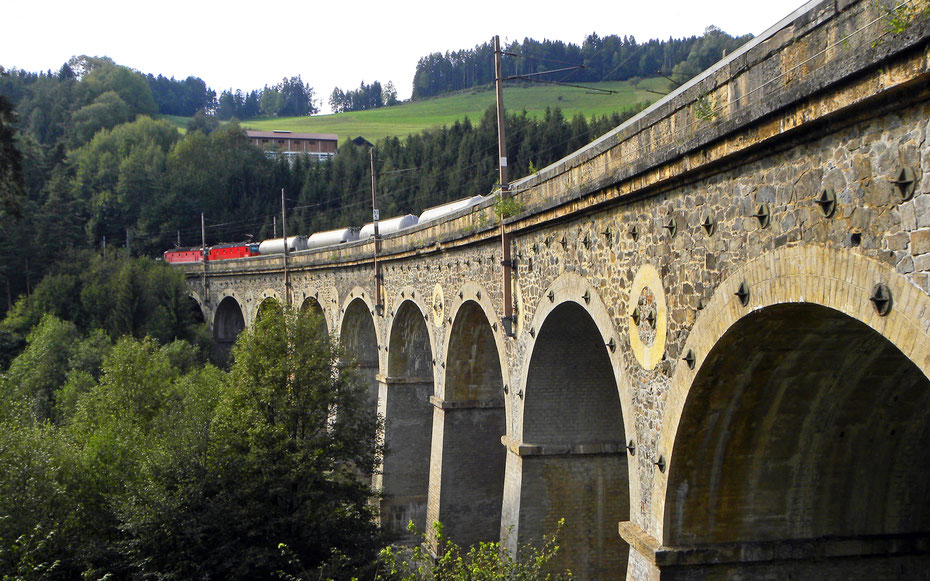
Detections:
[871, 0, 930, 46]
[0, 253, 207, 367]
[0, 520, 61, 580]
[0, 67, 24, 219]
[186, 109, 220, 134]
[210, 307, 383, 576]
[260, 76, 318, 117]
[0, 301, 382, 578]
[69, 90, 134, 147]
[76, 61, 157, 118]
[692, 91, 719, 121]
[377, 520, 571, 580]
[0, 420, 76, 577]
[330, 79, 397, 113]
[71, 116, 179, 247]
[493, 193, 524, 220]
[146, 73, 215, 117]
[412, 29, 751, 100]
[1, 314, 79, 421]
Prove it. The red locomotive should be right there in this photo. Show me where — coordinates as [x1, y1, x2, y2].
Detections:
[163, 247, 204, 263]
[208, 243, 260, 261]
[163, 243, 259, 263]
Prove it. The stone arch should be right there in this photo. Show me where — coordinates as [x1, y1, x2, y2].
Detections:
[213, 295, 245, 343]
[299, 294, 328, 335]
[427, 283, 508, 548]
[255, 296, 283, 322]
[387, 292, 435, 379]
[339, 294, 381, 426]
[439, 281, 510, 401]
[184, 294, 206, 326]
[213, 295, 245, 363]
[503, 274, 632, 578]
[252, 289, 282, 324]
[336, 286, 375, 342]
[186, 290, 208, 324]
[651, 245, 930, 578]
[379, 293, 435, 537]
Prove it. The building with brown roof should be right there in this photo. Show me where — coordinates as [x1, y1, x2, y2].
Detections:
[245, 130, 338, 160]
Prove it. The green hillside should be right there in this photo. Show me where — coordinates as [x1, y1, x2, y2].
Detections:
[163, 78, 671, 142]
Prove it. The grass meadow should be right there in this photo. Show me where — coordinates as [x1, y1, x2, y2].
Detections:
[162, 78, 672, 142]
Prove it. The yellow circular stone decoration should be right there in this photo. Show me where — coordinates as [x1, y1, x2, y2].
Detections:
[432, 284, 445, 327]
[628, 264, 667, 370]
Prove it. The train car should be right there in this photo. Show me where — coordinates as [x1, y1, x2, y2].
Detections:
[208, 242, 260, 261]
[418, 195, 486, 224]
[164, 247, 204, 263]
[306, 227, 359, 249]
[258, 236, 309, 255]
[359, 214, 418, 240]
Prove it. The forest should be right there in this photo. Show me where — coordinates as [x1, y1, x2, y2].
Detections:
[0, 255, 386, 578]
[411, 26, 751, 99]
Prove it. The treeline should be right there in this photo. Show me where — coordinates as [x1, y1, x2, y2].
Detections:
[412, 26, 751, 99]
[146, 73, 216, 116]
[329, 80, 399, 113]
[216, 76, 317, 120]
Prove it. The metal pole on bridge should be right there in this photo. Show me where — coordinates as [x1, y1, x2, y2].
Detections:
[495, 35, 516, 338]
[282, 188, 291, 307]
[201, 212, 208, 303]
[370, 148, 383, 315]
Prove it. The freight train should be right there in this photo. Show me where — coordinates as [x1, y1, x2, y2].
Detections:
[163, 195, 486, 264]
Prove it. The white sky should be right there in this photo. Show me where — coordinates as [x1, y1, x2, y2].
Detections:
[3, 0, 808, 114]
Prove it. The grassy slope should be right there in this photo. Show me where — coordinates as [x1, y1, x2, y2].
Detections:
[162, 78, 671, 141]
[160, 115, 190, 134]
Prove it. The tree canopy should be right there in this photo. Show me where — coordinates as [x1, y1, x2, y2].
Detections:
[0, 288, 385, 578]
[0, 67, 24, 219]
[412, 27, 751, 99]
[329, 80, 399, 113]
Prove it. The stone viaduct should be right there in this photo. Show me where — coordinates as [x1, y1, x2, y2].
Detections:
[179, 1, 930, 577]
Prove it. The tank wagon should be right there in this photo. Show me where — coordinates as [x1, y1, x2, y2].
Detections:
[164, 195, 486, 263]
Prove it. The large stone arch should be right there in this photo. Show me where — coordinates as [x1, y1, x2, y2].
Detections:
[339, 292, 381, 427]
[427, 282, 508, 548]
[502, 273, 633, 578]
[186, 290, 208, 324]
[379, 290, 436, 538]
[213, 294, 246, 364]
[297, 286, 334, 335]
[299, 294, 328, 335]
[251, 289, 283, 325]
[336, 287, 377, 342]
[255, 296, 283, 323]
[645, 245, 930, 578]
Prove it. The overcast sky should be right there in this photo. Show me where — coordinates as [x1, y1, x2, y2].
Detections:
[4, 0, 809, 113]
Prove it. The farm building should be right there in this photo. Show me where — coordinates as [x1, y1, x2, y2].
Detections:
[245, 130, 338, 160]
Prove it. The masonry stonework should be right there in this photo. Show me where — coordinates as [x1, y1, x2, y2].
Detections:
[182, 1, 930, 578]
